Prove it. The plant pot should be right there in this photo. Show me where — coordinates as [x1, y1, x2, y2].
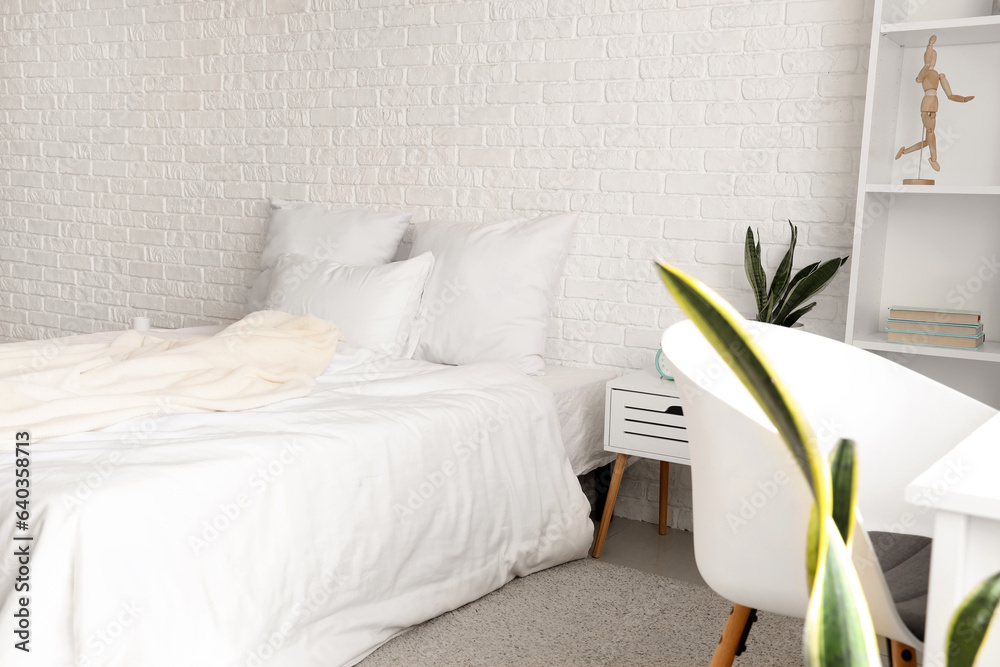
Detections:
[906, 0, 993, 22]
[750, 318, 805, 330]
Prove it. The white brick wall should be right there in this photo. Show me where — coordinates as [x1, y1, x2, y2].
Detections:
[0, 0, 872, 528]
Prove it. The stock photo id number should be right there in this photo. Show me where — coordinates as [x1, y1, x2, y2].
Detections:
[13, 431, 32, 654]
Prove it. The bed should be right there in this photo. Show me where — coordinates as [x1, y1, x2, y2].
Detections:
[0, 204, 612, 666]
[0, 332, 595, 667]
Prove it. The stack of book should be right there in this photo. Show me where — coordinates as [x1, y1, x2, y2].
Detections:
[887, 307, 984, 350]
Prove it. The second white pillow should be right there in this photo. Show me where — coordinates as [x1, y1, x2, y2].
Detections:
[265, 252, 435, 357]
[409, 212, 578, 374]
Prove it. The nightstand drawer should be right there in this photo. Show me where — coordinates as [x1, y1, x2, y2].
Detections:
[615, 390, 685, 429]
[608, 388, 688, 459]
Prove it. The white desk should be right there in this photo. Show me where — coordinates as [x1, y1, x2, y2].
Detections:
[906, 415, 1000, 666]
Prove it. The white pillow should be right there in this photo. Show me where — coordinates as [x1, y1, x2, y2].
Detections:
[247, 199, 412, 310]
[264, 252, 435, 357]
[409, 212, 578, 375]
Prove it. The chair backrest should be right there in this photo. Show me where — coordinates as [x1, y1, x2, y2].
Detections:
[662, 320, 995, 636]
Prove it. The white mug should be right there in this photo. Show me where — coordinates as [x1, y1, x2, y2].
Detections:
[131, 317, 151, 332]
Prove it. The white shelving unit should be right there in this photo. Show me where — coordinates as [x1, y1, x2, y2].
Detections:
[846, 1, 1000, 407]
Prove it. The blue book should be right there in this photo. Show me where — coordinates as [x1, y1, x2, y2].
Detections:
[886, 320, 983, 337]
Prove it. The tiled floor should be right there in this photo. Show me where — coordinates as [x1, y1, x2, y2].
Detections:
[593, 517, 705, 587]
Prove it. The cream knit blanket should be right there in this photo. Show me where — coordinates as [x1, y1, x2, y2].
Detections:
[0, 311, 342, 443]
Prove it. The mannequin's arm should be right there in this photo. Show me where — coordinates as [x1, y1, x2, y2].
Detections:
[941, 74, 974, 102]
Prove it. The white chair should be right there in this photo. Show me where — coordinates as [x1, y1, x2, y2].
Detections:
[661, 320, 996, 666]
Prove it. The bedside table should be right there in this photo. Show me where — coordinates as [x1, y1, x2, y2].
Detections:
[592, 366, 691, 558]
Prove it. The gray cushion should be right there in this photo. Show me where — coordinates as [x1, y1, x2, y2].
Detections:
[868, 531, 932, 641]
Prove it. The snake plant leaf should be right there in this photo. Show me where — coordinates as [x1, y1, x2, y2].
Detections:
[763, 274, 791, 323]
[946, 571, 1000, 667]
[774, 261, 822, 325]
[807, 502, 822, 593]
[656, 262, 827, 509]
[829, 439, 858, 548]
[803, 516, 882, 667]
[785, 261, 822, 295]
[784, 302, 818, 328]
[772, 257, 849, 325]
[768, 221, 798, 308]
[745, 227, 768, 314]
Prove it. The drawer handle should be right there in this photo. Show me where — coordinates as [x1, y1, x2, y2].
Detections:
[624, 431, 688, 443]
[625, 418, 685, 431]
[625, 404, 684, 416]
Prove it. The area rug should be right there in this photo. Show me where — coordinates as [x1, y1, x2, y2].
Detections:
[359, 558, 805, 666]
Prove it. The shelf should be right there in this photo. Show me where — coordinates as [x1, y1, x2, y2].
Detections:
[853, 331, 1000, 363]
[866, 184, 1000, 195]
[882, 15, 1000, 47]
[850, 8, 1000, 408]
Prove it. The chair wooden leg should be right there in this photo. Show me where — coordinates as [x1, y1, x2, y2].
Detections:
[658, 460, 670, 535]
[889, 640, 918, 667]
[592, 453, 628, 558]
[710, 604, 753, 667]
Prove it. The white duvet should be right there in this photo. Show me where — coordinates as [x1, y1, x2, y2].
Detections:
[0, 344, 593, 667]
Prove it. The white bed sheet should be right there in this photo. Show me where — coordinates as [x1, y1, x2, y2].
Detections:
[533, 365, 618, 476]
[0, 343, 592, 667]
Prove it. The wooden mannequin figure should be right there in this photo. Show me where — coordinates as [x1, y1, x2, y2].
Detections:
[895, 35, 974, 184]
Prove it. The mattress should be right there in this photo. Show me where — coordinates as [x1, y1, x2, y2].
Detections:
[534, 364, 619, 476]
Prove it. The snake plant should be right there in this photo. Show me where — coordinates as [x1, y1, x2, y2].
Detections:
[745, 222, 849, 327]
[657, 261, 1000, 665]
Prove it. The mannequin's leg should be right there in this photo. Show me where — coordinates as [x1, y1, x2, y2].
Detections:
[924, 112, 939, 171]
[896, 137, 927, 159]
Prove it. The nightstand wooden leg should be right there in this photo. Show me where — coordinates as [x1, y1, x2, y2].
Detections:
[658, 460, 670, 535]
[592, 453, 628, 558]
